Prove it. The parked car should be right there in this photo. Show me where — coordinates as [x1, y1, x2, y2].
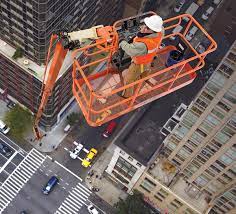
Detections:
[0, 141, 13, 157]
[102, 121, 117, 138]
[70, 143, 83, 159]
[0, 119, 10, 134]
[82, 148, 98, 168]
[42, 176, 59, 195]
[87, 204, 99, 214]
[186, 26, 198, 41]
[174, 0, 185, 13]
[202, 6, 214, 20]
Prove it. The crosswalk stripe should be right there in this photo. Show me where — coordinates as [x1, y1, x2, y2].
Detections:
[14, 170, 29, 181]
[0, 148, 46, 213]
[54, 182, 91, 214]
[67, 195, 84, 206]
[26, 154, 43, 166]
[78, 183, 91, 194]
[4, 182, 18, 194]
[62, 200, 79, 212]
[73, 186, 90, 198]
[20, 162, 36, 173]
[29, 149, 45, 159]
[59, 206, 73, 214]
[0, 190, 13, 200]
[70, 190, 88, 203]
[6, 180, 20, 190]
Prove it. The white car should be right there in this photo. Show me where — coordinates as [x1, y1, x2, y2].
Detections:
[174, 0, 185, 13]
[0, 120, 10, 134]
[70, 142, 83, 159]
[202, 6, 214, 20]
[87, 204, 99, 214]
[186, 26, 198, 41]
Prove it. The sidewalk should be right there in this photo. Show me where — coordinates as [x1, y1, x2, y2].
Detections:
[84, 106, 150, 206]
[84, 143, 128, 206]
[26, 100, 81, 153]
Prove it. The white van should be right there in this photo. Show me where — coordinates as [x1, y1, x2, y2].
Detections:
[183, 2, 199, 21]
[0, 120, 10, 134]
[202, 7, 214, 20]
[186, 26, 198, 41]
[170, 25, 183, 40]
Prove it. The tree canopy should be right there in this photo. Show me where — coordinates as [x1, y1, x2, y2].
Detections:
[114, 190, 152, 214]
[4, 104, 33, 139]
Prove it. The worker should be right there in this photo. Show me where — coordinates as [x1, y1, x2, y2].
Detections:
[118, 15, 164, 98]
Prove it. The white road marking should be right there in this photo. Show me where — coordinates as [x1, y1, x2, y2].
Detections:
[0, 151, 18, 174]
[0, 149, 46, 213]
[0, 153, 8, 160]
[83, 148, 89, 153]
[0, 133, 27, 156]
[47, 157, 82, 182]
[55, 182, 90, 214]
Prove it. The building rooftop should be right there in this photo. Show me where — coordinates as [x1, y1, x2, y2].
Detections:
[116, 76, 205, 166]
[0, 38, 89, 82]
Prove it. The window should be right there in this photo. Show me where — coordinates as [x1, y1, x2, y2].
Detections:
[140, 177, 156, 192]
[217, 101, 231, 112]
[211, 109, 225, 120]
[223, 91, 236, 104]
[214, 131, 230, 144]
[114, 157, 137, 180]
[128, 156, 133, 161]
[219, 154, 233, 165]
[159, 188, 169, 197]
[174, 124, 190, 138]
[195, 174, 210, 187]
[206, 114, 220, 126]
[136, 162, 142, 167]
[218, 63, 234, 78]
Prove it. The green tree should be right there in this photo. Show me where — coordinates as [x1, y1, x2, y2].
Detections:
[12, 47, 24, 59]
[66, 112, 81, 126]
[114, 190, 151, 214]
[4, 104, 33, 140]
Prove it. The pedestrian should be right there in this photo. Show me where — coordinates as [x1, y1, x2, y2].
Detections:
[118, 15, 164, 98]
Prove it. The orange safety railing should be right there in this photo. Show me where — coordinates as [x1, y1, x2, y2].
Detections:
[71, 12, 217, 127]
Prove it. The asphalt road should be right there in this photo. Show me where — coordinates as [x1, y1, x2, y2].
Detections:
[2, 154, 92, 214]
[50, 116, 123, 179]
[0, 134, 25, 184]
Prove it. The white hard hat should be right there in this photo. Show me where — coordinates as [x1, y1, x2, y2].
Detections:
[144, 15, 163, 32]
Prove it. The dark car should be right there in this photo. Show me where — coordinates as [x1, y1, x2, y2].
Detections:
[102, 121, 117, 138]
[42, 176, 59, 195]
[0, 142, 13, 157]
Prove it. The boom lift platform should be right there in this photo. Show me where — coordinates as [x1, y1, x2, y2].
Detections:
[33, 12, 217, 140]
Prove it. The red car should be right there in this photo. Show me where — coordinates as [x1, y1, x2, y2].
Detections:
[102, 121, 117, 138]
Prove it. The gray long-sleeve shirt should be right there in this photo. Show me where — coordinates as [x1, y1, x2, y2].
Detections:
[119, 28, 165, 57]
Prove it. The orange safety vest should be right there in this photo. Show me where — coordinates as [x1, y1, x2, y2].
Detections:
[132, 32, 162, 65]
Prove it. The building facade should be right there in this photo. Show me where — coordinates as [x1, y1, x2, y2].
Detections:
[106, 147, 146, 192]
[134, 41, 236, 213]
[0, 0, 124, 130]
[0, 0, 124, 64]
